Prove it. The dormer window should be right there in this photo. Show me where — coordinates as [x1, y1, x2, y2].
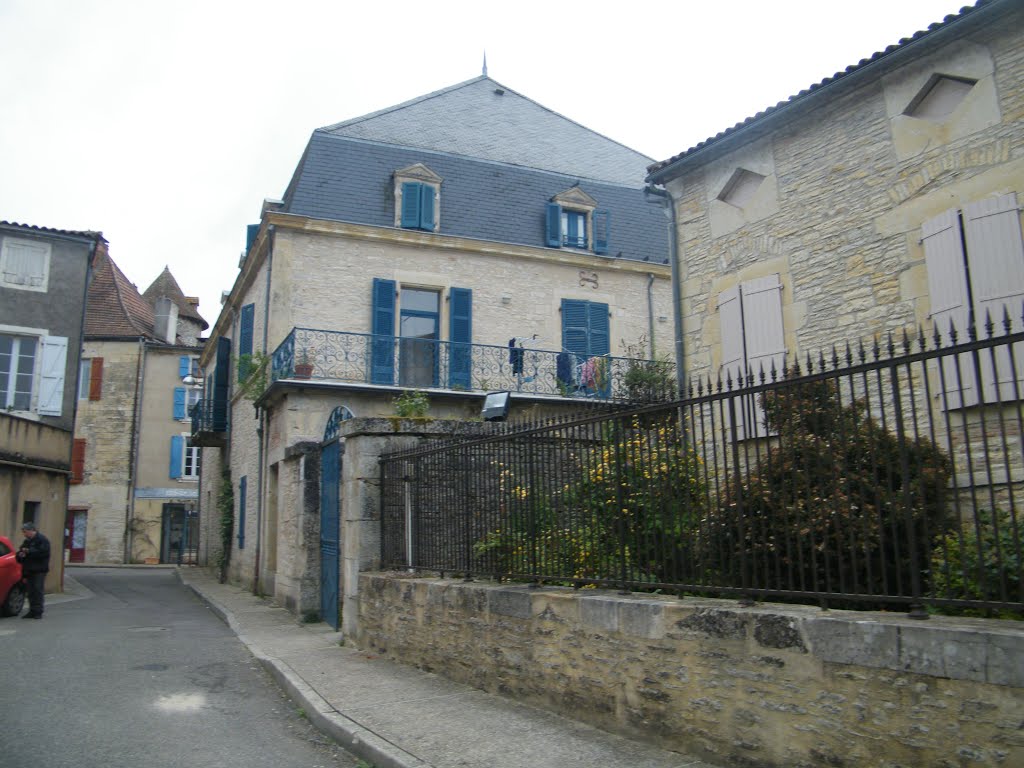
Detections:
[394, 163, 442, 233]
[545, 186, 609, 255]
[903, 74, 977, 122]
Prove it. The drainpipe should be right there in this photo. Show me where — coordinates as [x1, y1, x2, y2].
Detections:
[643, 185, 685, 395]
[646, 273, 656, 356]
[252, 225, 274, 596]
[125, 338, 146, 562]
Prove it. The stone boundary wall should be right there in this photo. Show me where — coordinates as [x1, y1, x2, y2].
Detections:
[357, 574, 1023, 768]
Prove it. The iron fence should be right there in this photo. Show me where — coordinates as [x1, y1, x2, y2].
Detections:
[270, 327, 675, 401]
[381, 313, 1024, 615]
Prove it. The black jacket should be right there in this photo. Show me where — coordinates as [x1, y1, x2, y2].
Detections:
[17, 532, 51, 575]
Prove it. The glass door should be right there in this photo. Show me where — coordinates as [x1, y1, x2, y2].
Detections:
[399, 289, 440, 387]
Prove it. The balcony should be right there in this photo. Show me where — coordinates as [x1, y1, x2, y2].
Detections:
[189, 397, 228, 447]
[269, 328, 675, 402]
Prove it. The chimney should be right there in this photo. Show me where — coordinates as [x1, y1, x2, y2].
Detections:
[153, 297, 179, 343]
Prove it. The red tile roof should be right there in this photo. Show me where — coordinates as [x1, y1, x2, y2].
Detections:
[83, 243, 157, 339]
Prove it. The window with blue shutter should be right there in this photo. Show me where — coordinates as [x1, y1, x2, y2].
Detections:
[238, 476, 247, 549]
[173, 387, 186, 420]
[448, 287, 473, 389]
[213, 337, 230, 431]
[169, 435, 184, 479]
[238, 303, 255, 381]
[400, 183, 436, 231]
[178, 356, 190, 378]
[561, 299, 610, 395]
[245, 224, 260, 254]
[371, 278, 396, 384]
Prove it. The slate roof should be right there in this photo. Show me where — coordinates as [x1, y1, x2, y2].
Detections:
[647, 0, 1003, 181]
[283, 133, 668, 263]
[83, 244, 157, 339]
[0, 220, 104, 241]
[320, 77, 653, 188]
[142, 266, 209, 330]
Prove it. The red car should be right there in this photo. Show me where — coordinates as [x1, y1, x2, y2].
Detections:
[0, 535, 26, 617]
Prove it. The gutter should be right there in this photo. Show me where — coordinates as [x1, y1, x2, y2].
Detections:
[125, 338, 146, 562]
[253, 225, 274, 596]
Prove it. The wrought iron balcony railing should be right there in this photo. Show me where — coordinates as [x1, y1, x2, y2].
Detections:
[189, 397, 228, 439]
[270, 327, 675, 401]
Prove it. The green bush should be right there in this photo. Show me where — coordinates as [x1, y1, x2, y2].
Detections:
[931, 510, 1022, 616]
[475, 416, 706, 584]
[393, 390, 430, 418]
[701, 379, 952, 604]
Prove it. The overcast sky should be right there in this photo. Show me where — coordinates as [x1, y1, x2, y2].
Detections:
[0, 0, 969, 330]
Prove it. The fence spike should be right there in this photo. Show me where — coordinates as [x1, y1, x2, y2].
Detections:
[769, 358, 779, 382]
[818, 349, 827, 374]
[984, 308, 995, 339]
[872, 336, 881, 362]
[900, 327, 911, 354]
[967, 309, 977, 342]
[857, 339, 867, 364]
[845, 340, 854, 366]
[1003, 305, 1014, 335]
[948, 316, 959, 346]
[831, 343, 840, 370]
[886, 331, 895, 358]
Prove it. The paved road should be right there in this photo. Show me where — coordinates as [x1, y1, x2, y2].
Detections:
[0, 568, 364, 768]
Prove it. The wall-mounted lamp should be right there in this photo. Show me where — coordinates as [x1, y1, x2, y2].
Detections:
[481, 391, 511, 421]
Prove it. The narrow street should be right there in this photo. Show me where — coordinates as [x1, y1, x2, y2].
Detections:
[0, 568, 363, 768]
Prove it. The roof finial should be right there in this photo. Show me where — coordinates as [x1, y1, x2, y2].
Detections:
[482, 51, 488, 77]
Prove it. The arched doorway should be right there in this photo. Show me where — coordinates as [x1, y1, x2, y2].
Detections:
[319, 406, 354, 629]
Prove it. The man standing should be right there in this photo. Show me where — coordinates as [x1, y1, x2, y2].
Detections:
[16, 522, 50, 619]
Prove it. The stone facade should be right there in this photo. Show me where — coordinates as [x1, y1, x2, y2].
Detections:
[359, 574, 1024, 768]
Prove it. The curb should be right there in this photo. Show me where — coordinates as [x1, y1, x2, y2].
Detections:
[175, 569, 432, 768]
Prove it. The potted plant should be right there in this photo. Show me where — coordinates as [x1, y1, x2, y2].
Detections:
[294, 347, 315, 379]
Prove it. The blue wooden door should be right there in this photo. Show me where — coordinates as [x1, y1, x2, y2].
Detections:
[320, 440, 341, 629]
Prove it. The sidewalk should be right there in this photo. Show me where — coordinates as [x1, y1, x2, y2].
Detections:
[177, 567, 719, 768]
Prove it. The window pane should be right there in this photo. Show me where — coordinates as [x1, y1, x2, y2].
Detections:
[79, 359, 92, 399]
[401, 289, 439, 313]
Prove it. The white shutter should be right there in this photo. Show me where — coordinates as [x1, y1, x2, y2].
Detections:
[923, 209, 976, 408]
[37, 335, 67, 416]
[719, 285, 748, 439]
[742, 275, 786, 438]
[963, 193, 1024, 402]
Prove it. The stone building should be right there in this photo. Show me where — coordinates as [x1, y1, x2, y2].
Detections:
[1, 220, 103, 593]
[69, 249, 208, 563]
[193, 75, 675, 627]
[646, 0, 1023, 393]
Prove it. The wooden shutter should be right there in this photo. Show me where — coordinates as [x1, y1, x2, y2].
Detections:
[718, 285, 748, 439]
[371, 278, 396, 385]
[448, 287, 472, 389]
[246, 223, 260, 254]
[561, 299, 589, 359]
[37, 335, 68, 416]
[238, 303, 255, 381]
[89, 357, 103, 401]
[419, 184, 435, 231]
[238, 476, 247, 549]
[963, 193, 1024, 402]
[593, 210, 610, 255]
[213, 337, 231, 431]
[546, 203, 562, 247]
[401, 182, 422, 229]
[923, 208, 976, 408]
[169, 435, 184, 479]
[586, 301, 610, 357]
[741, 275, 785, 438]
[70, 438, 86, 484]
[178, 356, 190, 378]
[173, 387, 186, 420]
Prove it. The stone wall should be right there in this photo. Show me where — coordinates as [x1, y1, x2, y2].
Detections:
[358, 574, 1024, 768]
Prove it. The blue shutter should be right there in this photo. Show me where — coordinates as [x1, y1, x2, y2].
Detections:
[238, 476, 247, 549]
[371, 278, 396, 384]
[246, 224, 260, 254]
[593, 210, 610, 255]
[238, 303, 255, 381]
[546, 203, 562, 247]
[561, 299, 589, 358]
[401, 182, 422, 229]
[213, 337, 231, 431]
[169, 435, 184, 479]
[173, 387, 186, 420]
[178, 356, 190, 377]
[586, 301, 610, 356]
[419, 184, 435, 231]
[448, 287, 473, 389]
